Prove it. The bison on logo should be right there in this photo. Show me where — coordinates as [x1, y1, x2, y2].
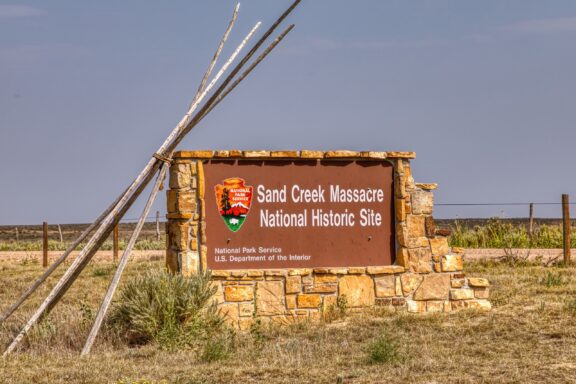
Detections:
[214, 178, 253, 232]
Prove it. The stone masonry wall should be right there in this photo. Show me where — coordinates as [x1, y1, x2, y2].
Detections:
[166, 150, 491, 329]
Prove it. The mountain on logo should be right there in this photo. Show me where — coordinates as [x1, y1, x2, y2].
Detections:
[214, 178, 253, 232]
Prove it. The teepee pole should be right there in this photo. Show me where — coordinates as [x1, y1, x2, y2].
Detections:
[81, 163, 169, 356]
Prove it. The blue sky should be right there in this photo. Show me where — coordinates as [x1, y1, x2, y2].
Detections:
[1, 1, 576, 224]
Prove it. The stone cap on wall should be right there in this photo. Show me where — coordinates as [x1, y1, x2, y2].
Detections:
[172, 150, 416, 160]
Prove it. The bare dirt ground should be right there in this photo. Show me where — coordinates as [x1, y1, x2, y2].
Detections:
[0, 250, 165, 263]
[1, 249, 572, 264]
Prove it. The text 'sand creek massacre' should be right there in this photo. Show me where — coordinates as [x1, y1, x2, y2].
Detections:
[203, 160, 394, 269]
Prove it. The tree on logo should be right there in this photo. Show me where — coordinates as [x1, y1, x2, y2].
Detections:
[220, 187, 231, 214]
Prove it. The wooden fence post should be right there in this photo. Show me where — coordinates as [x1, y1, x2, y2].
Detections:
[156, 210, 161, 241]
[15, 227, 19, 242]
[57, 224, 63, 246]
[42, 222, 48, 268]
[113, 224, 119, 263]
[528, 203, 534, 239]
[562, 194, 571, 265]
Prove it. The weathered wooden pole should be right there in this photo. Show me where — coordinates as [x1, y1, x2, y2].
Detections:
[57, 224, 64, 246]
[563, 194, 571, 265]
[82, 163, 169, 356]
[15, 227, 19, 242]
[42, 222, 48, 268]
[113, 224, 119, 263]
[156, 210, 161, 241]
[528, 203, 534, 240]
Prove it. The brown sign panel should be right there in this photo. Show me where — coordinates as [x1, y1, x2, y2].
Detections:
[203, 159, 394, 270]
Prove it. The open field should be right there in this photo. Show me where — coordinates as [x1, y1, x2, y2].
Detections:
[1, 258, 576, 383]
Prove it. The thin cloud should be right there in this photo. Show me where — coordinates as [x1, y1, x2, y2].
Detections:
[502, 17, 576, 34]
[0, 5, 44, 18]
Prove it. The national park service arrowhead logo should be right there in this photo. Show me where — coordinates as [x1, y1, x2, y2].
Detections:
[214, 178, 253, 232]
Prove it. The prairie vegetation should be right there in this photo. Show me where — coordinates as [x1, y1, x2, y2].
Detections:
[1, 258, 576, 383]
[449, 218, 575, 249]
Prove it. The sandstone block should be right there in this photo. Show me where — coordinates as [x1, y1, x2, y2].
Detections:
[224, 285, 254, 302]
[167, 190, 196, 213]
[167, 221, 189, 251]
[387, 151, 416, 159]
[451, 279, 465, 288]
[395, 277, 403, 296]
[265, 270, 287, 277]
[426, 301, 444, 313]
[304, 284, 337, 293]
[401, 273, 423, 295]
[239, 302, 254, 317]
[407, 300, 426, 313]
[396, 224, 408, 247]
[270, 150, 299, 158]
[450, 288, 475, 300]
[468, 277, 490, 287]
[256, 281, 285, 316]
[243, 150, 270, 158]
[396, 198, 407, 222]
[442, 254, 464, 272]
[324, 150, 359, 158]
[474, 288, 490, 299]
[180, 251, 199, 277]
[430, 237, 449, 256]
[396, 247, 410, 268]
[228, 149, 243, 157]
[338, 275, 375, 307]
[409, 247, 432, 273]
[213, 150, 229, 158]
[425, 216, 436, 238]
[328, 268, 348, 275]
[366, 265, 404, 275]
[451, 299, 491, 311]
[415, 183, 438, 190]
[169, 163, 191, 189]
[395, 175, 407, 198]
[360, 151, 387, 159]
[218, 303, 239, 325]
[299, 150, 324, 158]
[238, 317, 255, 331]
[413, 274, 450, 300]
[451, 247, 465, 254]
[392, 297, 406, 306]
[285, 276, 302, 294]
[375, 276, 396, 298]
[288, 268, 312, 276]
[211, 270, 230, 278]
[411, 190, 434, 215]
[407, 215, 426, 238]
[297, 294, 321, 308]
[315, 274, 338, 284]
[348, 267, 366, 274]
[286, 294, 297, 309]
[322, 295, 337, 312]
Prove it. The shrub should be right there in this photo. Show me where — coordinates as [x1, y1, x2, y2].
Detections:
[109, 271, 223, 349]
[365, 333, 403, 364]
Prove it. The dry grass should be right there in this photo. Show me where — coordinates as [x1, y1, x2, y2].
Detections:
[2, 259, 576, 383]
